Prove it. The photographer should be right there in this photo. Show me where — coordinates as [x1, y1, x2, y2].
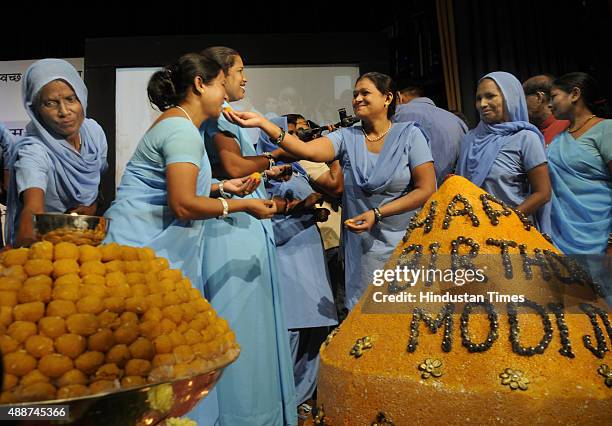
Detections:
[225, 72, 436, 310]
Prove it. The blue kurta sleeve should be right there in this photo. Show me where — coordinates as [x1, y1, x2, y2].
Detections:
[520, 130, 547, 171]
[408, 127, 434, 169]
[594, 120, 612, 164]
[15, 144, 50, 195]
[162, 123, 204, 168]
[326, 129, 345, 160]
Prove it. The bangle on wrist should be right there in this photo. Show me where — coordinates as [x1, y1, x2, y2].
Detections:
[262, 152, 276, 170]
[372, 207, 382, 225]
[608, 232, 612, 246]
[273, 128, 286, 146]
[218, 180, 232, 199]
[217, 198, 229, 219]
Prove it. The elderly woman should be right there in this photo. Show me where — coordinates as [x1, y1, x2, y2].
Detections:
[225, 71, 436, 310]
[5, 59, 108, 247]
[547, 72, 611, 257]
[456, 71, 552, 233]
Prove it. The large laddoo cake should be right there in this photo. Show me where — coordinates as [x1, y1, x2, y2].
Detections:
[317, 176, 611, 425]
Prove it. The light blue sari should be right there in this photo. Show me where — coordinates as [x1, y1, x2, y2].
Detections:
[105, 117, 211, 294]
[198, 114, 297, 426]
[548, 120, 612, 254]
[327, 122, 433, 309]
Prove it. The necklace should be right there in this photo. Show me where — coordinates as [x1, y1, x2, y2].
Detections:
[568, 114, 596, 133]
[176, 105, 193, 124]
[362, 122, 392, 142]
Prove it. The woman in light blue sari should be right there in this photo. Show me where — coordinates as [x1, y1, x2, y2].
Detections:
[224, 72, 436, 310]
[5, 58, 107, 247]
[198, 46, 297, 426]
[547, 72, 612, 257]
[456, 71, 552, 234]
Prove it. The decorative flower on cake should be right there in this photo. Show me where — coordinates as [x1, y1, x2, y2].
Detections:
[499, 368, 530, 391]
[418, 358, 443, 379]
[350, 336, 373, 358]
[597, 364, 612, 388]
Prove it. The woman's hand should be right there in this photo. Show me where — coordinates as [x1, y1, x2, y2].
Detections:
[286, 193, 323, 214]
[223, 176, 259, 197]
[223, 109, 266, 128]
[244, 199, 277, 219]
[265, 165, 293, 182]
[66, 202, 98, 216]
[344, 210, 376, 233]
[313, 208, 330, 222]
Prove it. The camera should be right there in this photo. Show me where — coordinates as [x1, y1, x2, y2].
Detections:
[296, 108, 360, 141]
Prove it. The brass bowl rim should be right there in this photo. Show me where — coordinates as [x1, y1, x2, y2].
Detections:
[0, 348, 239, 407]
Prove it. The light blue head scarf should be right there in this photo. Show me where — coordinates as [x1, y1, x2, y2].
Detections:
[456, 71, 544, 184]
[5, 59, 107, 244]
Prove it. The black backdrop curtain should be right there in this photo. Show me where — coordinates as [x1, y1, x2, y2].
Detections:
[453, 0, 611, 126]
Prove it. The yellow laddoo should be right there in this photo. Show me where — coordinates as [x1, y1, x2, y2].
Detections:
[23, 259, 53, 277]
[95, 363, 122, 381]
[80, 260, 106, 277]
[105, 344, 131, 368]
[7, 321, 37, 343]
[53, 259, 80, 278]
[79, 245, 102, 263]
[56, 369, 88, 387]
[82, 274, 106, 286]
[75, 351, 106, 375]
[88, 329, 115, 352]
[0, 277, 21, 292]
[24, 335, 54, 358]
[20, 369, 50, 386]
[13, 301, 45, 322]
[76, 296, 104, 314]
[17, 280, 51, 304]
[13, 382, 56, 402]
[29, 241, 53, 260]
[3, 351, 37, 376]
[38, 353, 73, 378]
[55, 333, 86, 359]
[66, 313, 99, 336]
[2, 248, 30, 266]
[46, 300, 77, 318]
[38, 316, 66, 339]
[53, 242, 79, 260]
[57, 384, 90, 399]
[0, 290, 17, 307]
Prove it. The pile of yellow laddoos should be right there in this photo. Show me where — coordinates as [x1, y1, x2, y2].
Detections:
[0, 242, 238, 403]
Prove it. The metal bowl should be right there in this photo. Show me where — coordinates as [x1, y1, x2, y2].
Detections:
[0, 349, 239, 425]
[32, 213, 111, 246]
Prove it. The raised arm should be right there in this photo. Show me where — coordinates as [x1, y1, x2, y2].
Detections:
[224, 110, 336, 162]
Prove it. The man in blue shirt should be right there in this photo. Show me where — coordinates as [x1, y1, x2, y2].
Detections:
[393, 85, 468, 184]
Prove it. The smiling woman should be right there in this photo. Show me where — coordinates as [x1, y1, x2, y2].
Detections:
[456, 71, 552, 234]
[4, 59, 108, 248]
